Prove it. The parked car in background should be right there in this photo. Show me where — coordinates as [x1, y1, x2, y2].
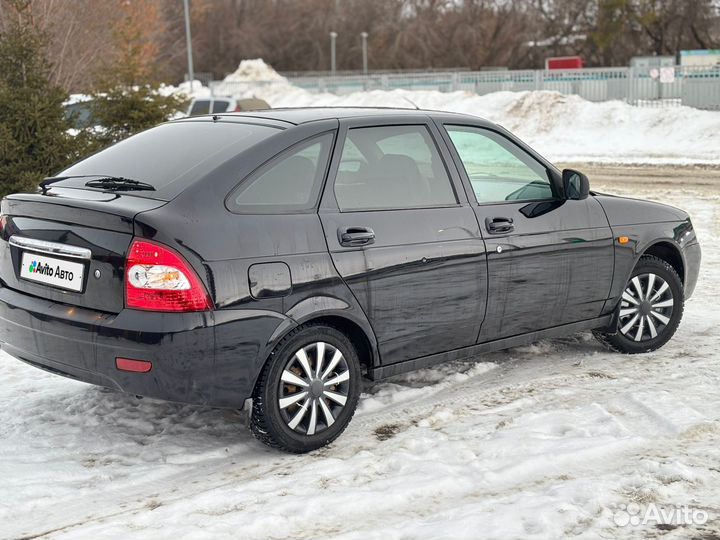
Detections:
[63, 95, 98, 130]
[0, 108, 700, 453]
[187, 96, 270, 116]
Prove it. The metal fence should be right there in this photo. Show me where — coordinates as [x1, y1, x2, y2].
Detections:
[279, 67, 473, 78]
[275, 65, 720, 110]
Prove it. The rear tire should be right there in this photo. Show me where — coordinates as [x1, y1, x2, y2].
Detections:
[594, 255, 683, 354]
[250, 323, 361, 453]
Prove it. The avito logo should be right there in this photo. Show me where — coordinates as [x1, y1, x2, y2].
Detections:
[29, 261, 55, 277]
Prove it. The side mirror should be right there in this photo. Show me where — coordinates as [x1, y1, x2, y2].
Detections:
[562, 169, 590, 200]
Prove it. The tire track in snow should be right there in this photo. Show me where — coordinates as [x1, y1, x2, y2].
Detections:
[6, 335, 719, 539]
[3, 352, 586, 539]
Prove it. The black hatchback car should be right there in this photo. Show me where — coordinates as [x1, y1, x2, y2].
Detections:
[0, 108, 701, 452]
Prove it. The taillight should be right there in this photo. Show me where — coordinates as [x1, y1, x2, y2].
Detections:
[125, 239, 213, 312]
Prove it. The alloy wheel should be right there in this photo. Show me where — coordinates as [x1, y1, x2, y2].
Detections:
[618, 272, 674, 342]
[277, 342, 351, 436]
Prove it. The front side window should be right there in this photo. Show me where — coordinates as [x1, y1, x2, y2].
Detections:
[228, 133, 333, 214]
[446, 125, 555, 204]
[334, 125, 457, 211]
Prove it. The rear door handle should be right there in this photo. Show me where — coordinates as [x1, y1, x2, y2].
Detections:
[485, 216, 514, 234]
[338, 226, 375, 247]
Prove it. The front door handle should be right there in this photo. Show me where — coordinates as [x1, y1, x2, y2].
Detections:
[485, 216, 514, 234]
[338, 226, 375, 247]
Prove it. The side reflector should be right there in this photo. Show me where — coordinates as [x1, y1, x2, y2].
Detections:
[116, 357, 152, 373]
[618, 236, 630, 244]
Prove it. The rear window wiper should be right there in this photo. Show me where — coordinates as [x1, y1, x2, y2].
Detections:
[84, 177, 156, 191]
[39, 175, 156, 193]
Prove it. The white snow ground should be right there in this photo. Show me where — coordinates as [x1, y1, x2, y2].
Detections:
[0, 174, 718, 539]
[186, 59, 720, 166]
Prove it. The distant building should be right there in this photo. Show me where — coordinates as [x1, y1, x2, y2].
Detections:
[545, 56, 583, 70]
[680, 50, 720, 67]
[630, 56, 675, 69]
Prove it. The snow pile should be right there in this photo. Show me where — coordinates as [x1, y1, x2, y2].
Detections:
[194, 59, 720, 165]
[222, 58, 288, 83]
[211, 58, 291, 98]
[164, 60, 289, 100]
[168, 79, 212, 99]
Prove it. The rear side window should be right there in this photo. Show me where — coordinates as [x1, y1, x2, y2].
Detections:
[212, 99, 231, 113]
[334, 125, 457, 212]
[227, 133, 334, 214]
[189, 100, 211, 115]
[58, 122, 278, 199]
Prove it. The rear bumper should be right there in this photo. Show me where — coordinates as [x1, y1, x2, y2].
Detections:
[0, 286, 285, 408]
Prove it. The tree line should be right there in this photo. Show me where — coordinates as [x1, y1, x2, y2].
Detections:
[3, 0, 718, 93]
[0, 0, 186, 198]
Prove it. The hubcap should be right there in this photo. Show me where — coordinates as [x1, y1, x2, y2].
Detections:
[278, 342, 350, 436]
[618, 272, 674, 342]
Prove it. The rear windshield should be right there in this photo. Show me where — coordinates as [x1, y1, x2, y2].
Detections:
[57, 121, 278, 199]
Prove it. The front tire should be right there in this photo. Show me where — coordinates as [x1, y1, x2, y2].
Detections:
[594, 255, 684, 354]
[250, 323, 362, 453]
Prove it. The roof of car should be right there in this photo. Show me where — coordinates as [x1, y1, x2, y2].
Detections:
[180, 107, 487, 126]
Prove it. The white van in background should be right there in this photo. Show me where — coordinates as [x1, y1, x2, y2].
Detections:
[187, 96, 270, 116]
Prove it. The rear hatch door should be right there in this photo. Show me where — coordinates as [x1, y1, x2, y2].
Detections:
[0, 188, 165, 313]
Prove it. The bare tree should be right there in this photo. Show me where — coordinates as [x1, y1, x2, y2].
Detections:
[4, 0, 719, 92]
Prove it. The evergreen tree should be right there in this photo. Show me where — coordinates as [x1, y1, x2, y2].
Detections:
[0, 0, 85, 198]
[90, 1, 187, 147]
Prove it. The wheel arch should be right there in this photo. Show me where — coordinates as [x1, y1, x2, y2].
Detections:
[264, 304, 380, 379]
[300, 314, 376, 375]
[640, 240, 685, 284]
[603, 234, 688, 320]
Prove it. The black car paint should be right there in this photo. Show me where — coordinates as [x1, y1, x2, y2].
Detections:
[433, 119, 616, 340]
[0, 192, 163, 312]
[592, 194, 700, 303]
[0, 108, 701, 408]
[318, 116, 487, 363]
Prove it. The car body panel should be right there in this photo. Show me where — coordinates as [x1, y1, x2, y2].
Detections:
[372, 314, 614, 378]
[431, 117, 615, 340]
[593, 194, 700, 306]
[318, 115, 488, 364]
[320, 206, 487, 364]
[0, 193, 166, 313]
[0, 284, 226, 405]
[474, 197, 614, 340]
[593, 193, 690, 225]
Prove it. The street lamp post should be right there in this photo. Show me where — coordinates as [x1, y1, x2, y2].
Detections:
[330, 31, 338, 76]
[183, 0, 195, 91]
[361, 32, 368, 76]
